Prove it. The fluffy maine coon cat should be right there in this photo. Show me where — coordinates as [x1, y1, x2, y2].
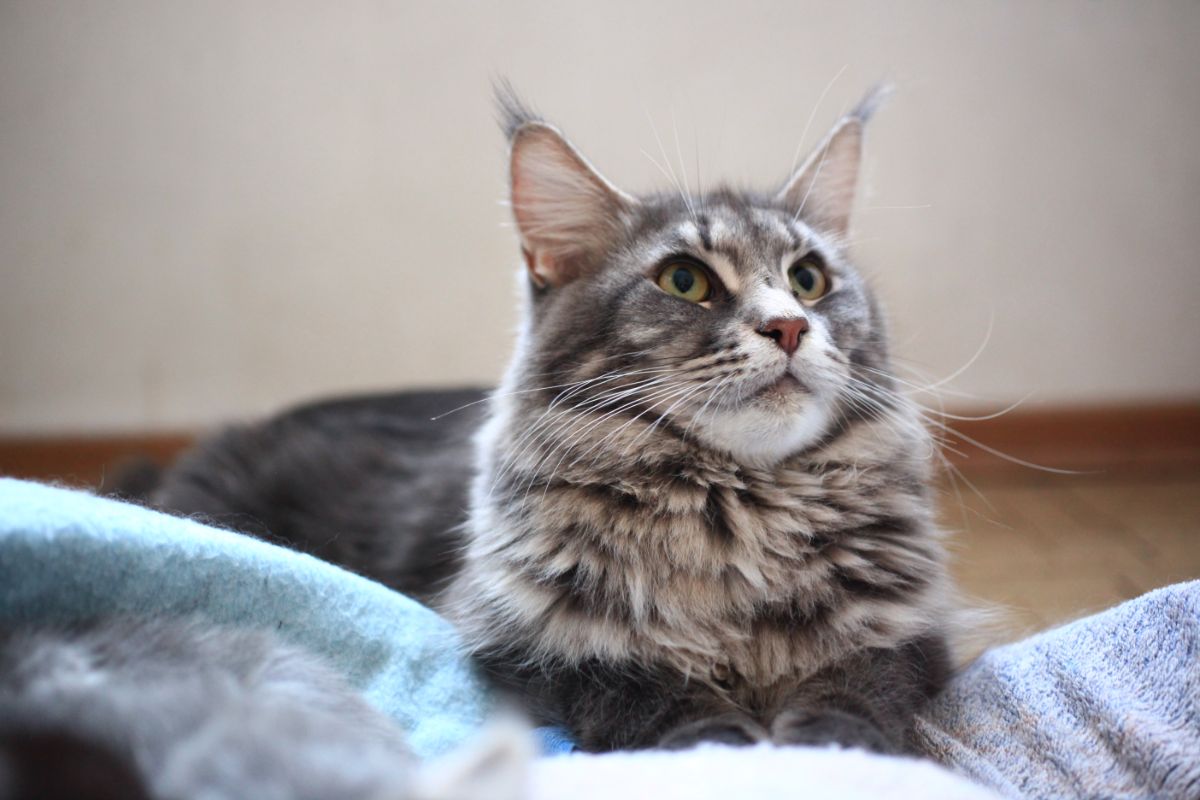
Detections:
[146, 87, 956, 754]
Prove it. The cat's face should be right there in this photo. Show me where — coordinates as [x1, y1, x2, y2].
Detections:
[501, 91, 890, 467]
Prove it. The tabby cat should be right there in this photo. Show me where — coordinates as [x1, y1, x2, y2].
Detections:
[147, 87, 956, 754]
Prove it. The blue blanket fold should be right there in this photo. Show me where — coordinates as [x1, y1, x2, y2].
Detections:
[0, 477, 492, 758]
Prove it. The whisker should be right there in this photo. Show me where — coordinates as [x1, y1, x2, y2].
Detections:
[646, 108, 696, 222]
[527, 379, 698, 501]
[433, 350, 661, 420]
[498, 372, 679, 472]
[937, 425, 1092, 476]
[793, 98, 851, 223]
[670, 107, 696, 221]
[787, 64, 848, 178]
[845, 371, 1088, 476]
[621, 375, 724, 456]
[920, 311, 996, 393]
[490, 370, 684, 491]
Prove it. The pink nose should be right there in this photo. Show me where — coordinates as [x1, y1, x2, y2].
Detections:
[758, 316, 809, 355]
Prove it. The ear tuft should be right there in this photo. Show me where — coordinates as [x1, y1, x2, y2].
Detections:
[847, 82, 893, 125]
[493, 79, 542, 142]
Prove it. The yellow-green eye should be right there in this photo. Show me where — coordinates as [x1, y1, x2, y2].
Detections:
[657, 262, 711, 303]
[788, 259, 829, 301]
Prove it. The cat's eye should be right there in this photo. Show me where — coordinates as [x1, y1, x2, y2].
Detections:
[788, 258, 829, 301]
[656, 262, 712, 303]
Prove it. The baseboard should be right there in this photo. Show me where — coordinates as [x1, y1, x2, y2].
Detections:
[0, 433, 194, 490]
[2, 403, 1198, 488]
[933, 402, 1200, 477]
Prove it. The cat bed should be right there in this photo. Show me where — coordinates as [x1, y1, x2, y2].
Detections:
[1, 477, 1197, 798]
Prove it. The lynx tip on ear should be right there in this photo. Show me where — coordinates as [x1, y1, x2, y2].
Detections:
[847, 82, 894, 125]
[493, 78, 543, 142]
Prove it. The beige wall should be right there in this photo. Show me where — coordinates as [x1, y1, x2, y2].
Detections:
[2, 1, 1198, 434]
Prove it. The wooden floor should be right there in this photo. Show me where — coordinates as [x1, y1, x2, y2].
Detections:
[940, 467, 1200, 641]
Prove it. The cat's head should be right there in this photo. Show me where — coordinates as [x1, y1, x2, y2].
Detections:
[497, 87, 894, 467]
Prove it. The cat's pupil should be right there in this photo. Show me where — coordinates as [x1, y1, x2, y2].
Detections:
[672, 268, 695, 294]
[795, 267, 815, 292]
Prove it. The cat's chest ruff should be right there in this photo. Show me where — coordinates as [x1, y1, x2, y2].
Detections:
[481, 457, 940, 663]
[534, 461, 900, 596]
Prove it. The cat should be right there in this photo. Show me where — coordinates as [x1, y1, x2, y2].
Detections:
[0, 618, 526, 800]
[142, 85, 957, 755]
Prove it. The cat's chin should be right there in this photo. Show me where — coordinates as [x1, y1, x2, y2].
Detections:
[690, 394, 834, 467]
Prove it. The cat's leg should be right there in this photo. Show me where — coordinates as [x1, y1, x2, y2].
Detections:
[565, 669, 765, 752]
[770, 706, 896, 753]
[768, 635, 952, 754]
[478, 651, 760, 752]
[556, 663, 762, 752]
[657, 711, 769, 749]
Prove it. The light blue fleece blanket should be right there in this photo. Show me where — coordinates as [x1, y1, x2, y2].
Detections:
[0, 477, 492, 758]
[1, 477, 1197, 797]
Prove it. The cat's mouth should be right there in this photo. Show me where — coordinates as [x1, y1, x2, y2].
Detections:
[753, 371, 808, 399]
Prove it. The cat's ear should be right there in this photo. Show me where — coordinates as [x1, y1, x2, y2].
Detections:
[776, 87, 888, 237]
[499, 91, 634, 288]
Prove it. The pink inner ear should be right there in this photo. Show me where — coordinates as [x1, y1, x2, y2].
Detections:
[512, 168, 550, 287]
[777, 118, 862, 236]
[521, 248, 548, 288]
[507, 122, 630, 288]
[522, 248, 580, 289]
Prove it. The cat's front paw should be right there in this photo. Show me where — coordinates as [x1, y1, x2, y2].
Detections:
[770, 709, 896, 753]
[657, 712, 769, 750]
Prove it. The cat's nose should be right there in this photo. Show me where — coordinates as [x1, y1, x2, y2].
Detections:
[757, 316, 809, 355]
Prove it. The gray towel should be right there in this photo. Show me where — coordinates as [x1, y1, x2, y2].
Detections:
[919, 581, 1200, 799]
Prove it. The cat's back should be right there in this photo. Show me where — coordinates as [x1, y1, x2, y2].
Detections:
[150, 387, 488, 601]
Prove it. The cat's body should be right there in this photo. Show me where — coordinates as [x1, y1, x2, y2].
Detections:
[146, 87, 957, 754]
[149, 389, 486, 604]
